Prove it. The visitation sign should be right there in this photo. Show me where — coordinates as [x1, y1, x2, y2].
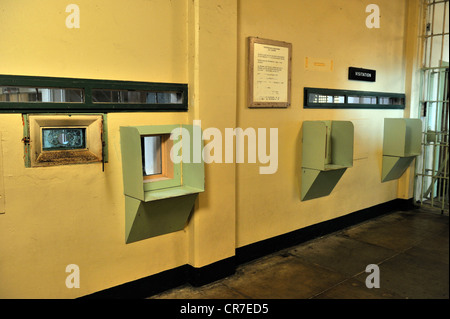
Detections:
[348, 67, 376, 82]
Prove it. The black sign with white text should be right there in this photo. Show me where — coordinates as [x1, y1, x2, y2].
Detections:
[348, 67, 376, 82]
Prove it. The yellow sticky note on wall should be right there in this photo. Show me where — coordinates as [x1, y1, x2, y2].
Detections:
[305, 57, 333, 72]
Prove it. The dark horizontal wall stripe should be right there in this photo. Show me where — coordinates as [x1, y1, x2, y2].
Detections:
[81, 265, 191, 299]
[80, 198, 414, 299]
[0, 74, 188, 113]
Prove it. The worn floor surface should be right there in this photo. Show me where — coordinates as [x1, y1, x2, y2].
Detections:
[150, 207, 449, 299]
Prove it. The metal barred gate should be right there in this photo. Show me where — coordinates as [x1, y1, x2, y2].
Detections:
[414, 0, 449, 213]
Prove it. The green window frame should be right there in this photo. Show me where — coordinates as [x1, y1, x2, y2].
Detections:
[304, 87, 405, 109]
[0, 74, 188, 113]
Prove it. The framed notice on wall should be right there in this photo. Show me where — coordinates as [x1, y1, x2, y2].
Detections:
[248, 37, 292, 108]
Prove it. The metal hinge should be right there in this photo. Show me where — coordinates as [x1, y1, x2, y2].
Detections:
[22, 136, 30, 144]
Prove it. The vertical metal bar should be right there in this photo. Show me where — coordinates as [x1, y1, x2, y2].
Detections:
[419, 69, 428, 206]
[439, 1, 447, 67]
[428, 0, 436, 68]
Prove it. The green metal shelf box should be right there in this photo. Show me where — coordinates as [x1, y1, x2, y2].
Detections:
[381, 118, 422, 182]
[120, 124, 204, 243]
[301, 120, 354, 201]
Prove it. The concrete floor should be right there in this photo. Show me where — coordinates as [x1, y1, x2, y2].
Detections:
[150, 207, 449, 299]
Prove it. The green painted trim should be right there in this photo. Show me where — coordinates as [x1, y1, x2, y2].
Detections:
[143, 186, 204, 202]
[120, 125, 185, 200]
[0, 74, 188, 113]
[22, 114, 31, 168]
[120, 126, 145, 200]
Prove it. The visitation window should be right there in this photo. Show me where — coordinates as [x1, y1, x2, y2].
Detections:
[0, 74, 187, 113]
[141, 134, 174, 182]
[120, 124, 205, 244]
[24, 114, 106, 167]
[304, 87, 405, 109]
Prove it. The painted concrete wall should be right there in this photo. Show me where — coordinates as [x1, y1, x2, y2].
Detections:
[235, 0, 413, 247]
[0, 0, 420, 298]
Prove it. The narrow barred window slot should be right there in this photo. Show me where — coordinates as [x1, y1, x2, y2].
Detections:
[348, 96, 377, 104]
[0, 74, 188, 113]
[0, 87, 84, 103]
[92, 89, 183, 104]
[304, 87, 405, 109]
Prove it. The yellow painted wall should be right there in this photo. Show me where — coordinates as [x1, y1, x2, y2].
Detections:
[235, 0, 411, 247]
[186, 0, 237, 268]
[0, 0, 419, 298]
[0, 0, 192, 298]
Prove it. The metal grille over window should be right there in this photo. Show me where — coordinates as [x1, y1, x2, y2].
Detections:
[304, 88, 405, 109]
[92, 90, 183, 104]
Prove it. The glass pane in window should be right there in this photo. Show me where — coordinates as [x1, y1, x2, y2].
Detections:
[308, 93, 344, 104]
[332, 96, 345, 103]
[378, 97, 404, 105]
[42, 128, 86, 150]
[379, 97, 390, 104]
[142, 136, 162, 176]
[348, 96, 377, 104]
[0, 87, 83, 103]
[360, 96, 377, 104]
[347, 96, 360, 103]
[92, 90, 122, 103]
[92, 89, 183, 104]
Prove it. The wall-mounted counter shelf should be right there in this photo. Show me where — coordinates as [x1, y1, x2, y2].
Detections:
[301, 120, 354, 201]
[120, 124, 204, 243]
[381, 118, 422, 182]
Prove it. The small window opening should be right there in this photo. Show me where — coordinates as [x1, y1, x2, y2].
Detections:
[42, 128, 86, 151]
[92, 89, 183, 104]
[0, 86, 84, 103]
[348, 96, 377, 104]
[141, 134, 173, 182]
